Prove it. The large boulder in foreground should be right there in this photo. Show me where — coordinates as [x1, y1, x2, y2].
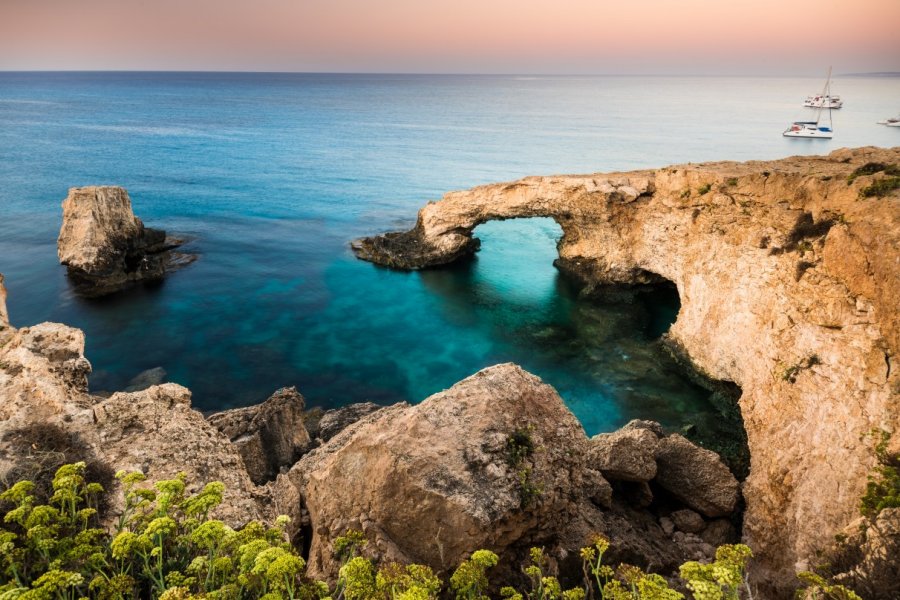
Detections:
[290, 363, 590, 578]
[57, 186, 193, 296]
[208, 387, 312, 485]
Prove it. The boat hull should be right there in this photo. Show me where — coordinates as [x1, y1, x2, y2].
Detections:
[783, 129, 833, 138]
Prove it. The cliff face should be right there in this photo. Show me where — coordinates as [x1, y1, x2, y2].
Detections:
[57, 186, 192, 296]
[353, 147, 900, 592]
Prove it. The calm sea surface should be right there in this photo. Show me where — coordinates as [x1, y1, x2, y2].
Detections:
[1, 73, 898, 435]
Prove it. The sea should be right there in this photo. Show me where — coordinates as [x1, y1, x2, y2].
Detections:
[1, 72, 898, 437]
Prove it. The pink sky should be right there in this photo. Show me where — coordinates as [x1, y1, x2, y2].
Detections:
[1, 0, 898, 73]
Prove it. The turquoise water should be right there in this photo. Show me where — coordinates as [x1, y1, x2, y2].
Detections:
[1, 72, 898, 435]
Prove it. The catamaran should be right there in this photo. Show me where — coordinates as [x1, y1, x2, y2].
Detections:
[784, 68, 836, 138]
[802, 67, 842, 108]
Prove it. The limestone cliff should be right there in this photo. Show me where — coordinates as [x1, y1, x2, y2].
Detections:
[57, 186, 193, 296]
[353, 147, 900, 593]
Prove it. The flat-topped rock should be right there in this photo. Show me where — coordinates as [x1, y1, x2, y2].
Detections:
[57, 186, 193, 296]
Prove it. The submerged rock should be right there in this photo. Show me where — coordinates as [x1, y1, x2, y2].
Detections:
[57, 186, 194, 296]
[208, 387, 312, 485]
[124, 366, 167, 392]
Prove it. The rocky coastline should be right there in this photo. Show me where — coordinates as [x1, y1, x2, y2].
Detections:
[57, 186, 194, 296]
[353, 147, 900, 594]
[2, 148, 899, 598]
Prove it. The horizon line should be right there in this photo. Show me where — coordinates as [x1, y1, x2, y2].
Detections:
[2, 69, 899, 78]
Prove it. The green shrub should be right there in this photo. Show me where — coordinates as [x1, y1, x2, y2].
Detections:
[860, 430, 900, 518]
[697, 184, 712, 196]
[0, 462, 315, 600]
[859, 176, 900, 198]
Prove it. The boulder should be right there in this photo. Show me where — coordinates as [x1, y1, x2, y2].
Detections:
[208, 387, 312, 485]
[654, 434, 740, 517]
[670, 509, 706, 534]
[91, 384, 263, 524]
[588, 426, 659, 482]
[57, 186, 193, 295]
[289, 363, 589, 579]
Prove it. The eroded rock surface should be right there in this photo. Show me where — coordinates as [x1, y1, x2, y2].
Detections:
[282, 363, 740, 582]
[352, 147, 900, 593]
[57, 186, 193, 296]
[208, 387, 312, 485]
[588, 424, 659, 482]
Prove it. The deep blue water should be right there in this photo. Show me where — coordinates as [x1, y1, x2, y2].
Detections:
[1, 72, 898, 435]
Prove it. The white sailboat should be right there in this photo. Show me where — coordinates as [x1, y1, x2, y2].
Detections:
[784, 69, 835, 139]
[802, 67, 842, 108]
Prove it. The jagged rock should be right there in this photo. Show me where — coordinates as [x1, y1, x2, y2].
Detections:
[588, 426, 658, 482]
[57, 186, 193, 296]
[655, 434, 739, 518]
[289, 364, 589, 579]
[313, 402, 383, 442]
[670, 509, 706, 534]
[91, 384, 261, 522]
[208, 387, 312, 485]
[124, 367, 167, 392]
[351, 147, 900, 593]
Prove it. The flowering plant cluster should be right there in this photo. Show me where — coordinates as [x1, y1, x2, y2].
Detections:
[0, 463, 861, 600]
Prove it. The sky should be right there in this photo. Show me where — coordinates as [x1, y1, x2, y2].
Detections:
[1, 0, 899, 74]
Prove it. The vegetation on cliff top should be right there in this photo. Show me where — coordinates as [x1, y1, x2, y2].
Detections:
[0, 463, 861, 600]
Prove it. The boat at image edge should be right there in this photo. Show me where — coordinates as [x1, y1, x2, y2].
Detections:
[877, 115, 900, 127]
[784, 67, 835, 139]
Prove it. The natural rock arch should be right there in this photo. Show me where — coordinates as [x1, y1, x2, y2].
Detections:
[353, 147, 900, 595]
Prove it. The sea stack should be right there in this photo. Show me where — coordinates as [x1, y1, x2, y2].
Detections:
[57, 186, 193, 296]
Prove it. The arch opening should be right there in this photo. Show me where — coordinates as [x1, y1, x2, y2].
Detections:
[424, 216, 748, 479]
